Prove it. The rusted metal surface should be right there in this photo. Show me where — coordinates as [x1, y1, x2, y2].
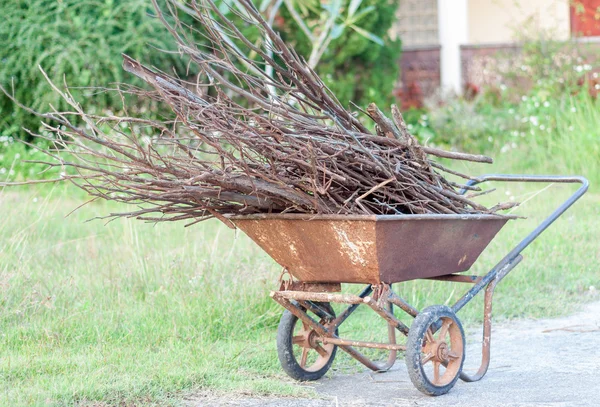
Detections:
[273, 290, 365, 304]
[291, 307, 336, 372]
[457, 281, 494, 382]
[376, 216, 507, 283]
[458, 254, 523, 382]
[388, 291, 419, 318]
[232, 214, 508, 284]
[452, 255, 523, 314]
[295, 300, 334, 320]
[421, 315, 464, 386]
[281, 281, 341, 292]
[271, 291, 384, 372]
[321, 337, 406, 351]
[382, 299, 399, 372]
[363, 296, 410, 336]
[235, 215, 380, 283]
[265, 175, 589, 390]
[330, 285, 373, 328]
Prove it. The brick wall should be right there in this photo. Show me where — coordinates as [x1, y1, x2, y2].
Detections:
[397, 46, 441, 109]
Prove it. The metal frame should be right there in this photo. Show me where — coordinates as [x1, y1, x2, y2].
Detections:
[271, 174, 588, 380]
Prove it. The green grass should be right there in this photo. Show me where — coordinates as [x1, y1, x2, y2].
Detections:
[1, 177, 598, 406]
[411, 88, 600, 187]
[2, 78, 599, 407]
[496, 94, 600, 184]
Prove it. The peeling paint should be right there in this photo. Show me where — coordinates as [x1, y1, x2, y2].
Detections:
[333, 224, 373, 267]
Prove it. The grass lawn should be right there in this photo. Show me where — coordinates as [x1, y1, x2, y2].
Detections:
[1, 174, 598, 406]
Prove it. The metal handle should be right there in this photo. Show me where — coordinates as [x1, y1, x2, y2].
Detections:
[461, 174, 588, 263]
[452, 174, 588, 314]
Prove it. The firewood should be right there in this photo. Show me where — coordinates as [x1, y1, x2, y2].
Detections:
[0, 0, 515, 225]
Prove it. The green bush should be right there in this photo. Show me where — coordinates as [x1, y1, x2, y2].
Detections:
[2, 0, 401, 142]
[0, 0, 189, 141]
[1, 0, 403, 183]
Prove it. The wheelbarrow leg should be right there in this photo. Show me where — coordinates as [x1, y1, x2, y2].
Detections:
[372, 301, 397, 372]
[459, 281, 496, 382]
[458, 254, 523, 382]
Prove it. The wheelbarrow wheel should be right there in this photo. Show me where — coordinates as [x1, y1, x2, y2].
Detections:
[276, 302, 337, 381]
[405, 305, 465, 396]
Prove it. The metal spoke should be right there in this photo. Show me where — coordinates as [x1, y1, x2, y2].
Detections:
[292, 335, 304, 345]
[447, 350, 460, 360]
[425, 328, 435, 344]
[438, 319, 452, 340]
[314, 344, 329, 357]
[300, 347, 309, 368]
[433, 361, 440, 384]
[421, 353, 434, 365]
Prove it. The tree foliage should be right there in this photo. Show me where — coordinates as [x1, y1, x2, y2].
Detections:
[0, 0, 188, 139]
[278, 0, 401, 108]
[0, 0, 401, 141]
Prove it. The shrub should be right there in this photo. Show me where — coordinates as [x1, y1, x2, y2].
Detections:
[403, 37, 599, 183]
[0, 0, 189, 141]
[406, 37, 597, 149]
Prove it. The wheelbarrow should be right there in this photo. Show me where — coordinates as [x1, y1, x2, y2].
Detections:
[229, 175, 588, 396]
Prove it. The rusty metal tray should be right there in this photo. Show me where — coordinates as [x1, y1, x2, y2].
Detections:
[254, 175, 588, 395]
[230, 214, 509, 284]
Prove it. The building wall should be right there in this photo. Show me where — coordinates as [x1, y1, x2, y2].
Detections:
[468, 0, 571, 44]
[398, 46, 441, 108]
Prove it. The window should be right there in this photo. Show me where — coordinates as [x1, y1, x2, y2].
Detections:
[392, 0, 439, 47]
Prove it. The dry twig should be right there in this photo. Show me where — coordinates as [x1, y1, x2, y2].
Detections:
[1, 0, 516, 224]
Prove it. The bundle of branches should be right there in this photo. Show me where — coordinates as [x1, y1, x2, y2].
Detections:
[4, 0, 517, 225]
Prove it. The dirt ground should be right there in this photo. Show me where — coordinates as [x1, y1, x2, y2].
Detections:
[188, 301, 600, 407]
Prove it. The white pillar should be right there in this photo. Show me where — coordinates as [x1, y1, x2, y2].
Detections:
[438, 0, 468, 95]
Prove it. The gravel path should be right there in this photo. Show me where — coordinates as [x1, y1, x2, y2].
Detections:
[189, 301, 600, 407]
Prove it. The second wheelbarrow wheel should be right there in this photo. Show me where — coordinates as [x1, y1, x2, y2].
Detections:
[276, 302, 337, 381]
[405, 305, 465, 396]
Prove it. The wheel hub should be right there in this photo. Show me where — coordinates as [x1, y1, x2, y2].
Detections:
[296, 322, 332, 349]
[435, 341, 449, 362]
[295, 326, 313, 348]
[423, 339, 451, 363]
[307, 330, 319, 348]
